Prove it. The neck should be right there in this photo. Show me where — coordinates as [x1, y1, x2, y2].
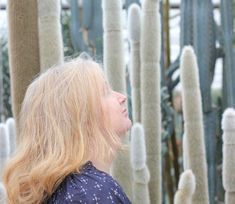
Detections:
[90, 157, 114, 174]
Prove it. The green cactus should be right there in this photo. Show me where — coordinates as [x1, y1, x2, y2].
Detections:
[221, 108, 235, 204]
[174, 170, 196, 204]
[0, 123, 10, 181]
[130, 123, 150, 204]
[180, 46, 209, 204]
[38, 0, 64, 72]
[128, 3, 141, 123]
[0, 42, 3, 122]
[102, 0, 133, 200]
[7, 0, 40, 139]
[6, 117, 16, 154]
[140, 0, 161, 203]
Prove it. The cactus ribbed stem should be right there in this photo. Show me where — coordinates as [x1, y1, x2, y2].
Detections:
[102, 0, 132, 199]
[140, 0, 161, 203]
[0, 124, 10, 181]
[6, 118, 16, 154]
[38, 0, 64, 72]
[222, 108, 235, 204]
[7, 0, 40, 139]
[128, 3, 141, 123]
[131, 123, 150, 204]
[180, 46, 209, 204]
[174, 170, 196, 204]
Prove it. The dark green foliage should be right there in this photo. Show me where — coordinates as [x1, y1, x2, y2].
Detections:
[0, 34, 12, 120]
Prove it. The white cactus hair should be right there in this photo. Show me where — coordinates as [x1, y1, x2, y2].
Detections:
[131, 123, 146, 170]
[222, 107, 235, 204]
[174, 170, 196, 204]
[128, 3, 141, 43]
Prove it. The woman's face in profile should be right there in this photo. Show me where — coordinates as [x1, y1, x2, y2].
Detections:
[101, 82, 132, 136]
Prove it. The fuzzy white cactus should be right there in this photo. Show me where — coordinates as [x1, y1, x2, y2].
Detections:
[140, 0, 162, 203]
[38, 0, 64, 72]
[6, 117, 16, 154]
[130, 123, 150, 204]
[180, 46, 209, 204]
[0, 123, 10, 181]
[102, 0, 125, 92]
[174, 170, 196, 204]
[128, 3, 141, 123]
[7, 0, 40, 139]
[0, 182, 6, 204]
[102, 0, 132, 200]
[222, 108, 235, 204]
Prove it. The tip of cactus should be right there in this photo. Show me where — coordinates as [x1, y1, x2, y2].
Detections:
[222, 108, 235, 130]
[130, 123, 147, 170]
[178, 169, 196, 195]
[128, 3, 141, 43]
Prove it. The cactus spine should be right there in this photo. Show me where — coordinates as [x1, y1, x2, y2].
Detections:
[38, 0, 64, 72]
[140, 0, 161, 203]
[102, 0, 132, 199]
[7, 0, 40, 139]
[180, 46, 209, 204]
[128, 3, 141, 123]
[0, 123, 10, 181]
[174, 170, 196, 204]
[221, 108, 235, 204]
[6, 118, 16, 154]
[130, 123, 150, 204]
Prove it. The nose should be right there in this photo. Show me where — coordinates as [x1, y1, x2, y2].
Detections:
[116, 92, 127, 104]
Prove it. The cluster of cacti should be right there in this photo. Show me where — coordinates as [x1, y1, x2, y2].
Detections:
[174, 170, 196, 204]
[102, 0, 133, 200]
[130, 123, 150, 204]
[222, 108, 235, 204]
[2, 1, 235, 203]
[180, 46, 209, 204]
[7, 0, 40, 139]
[38, 0, 64, 72]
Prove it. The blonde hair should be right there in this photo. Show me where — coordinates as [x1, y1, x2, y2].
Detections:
[3, 57, 122, 204]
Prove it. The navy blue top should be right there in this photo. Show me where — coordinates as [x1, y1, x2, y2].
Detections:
[46, 161, 132, 204]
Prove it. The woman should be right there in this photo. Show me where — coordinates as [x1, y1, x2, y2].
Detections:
[3, 56, 132, 203]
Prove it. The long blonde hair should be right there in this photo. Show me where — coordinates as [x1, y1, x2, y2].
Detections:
[3, 57, 122, 204]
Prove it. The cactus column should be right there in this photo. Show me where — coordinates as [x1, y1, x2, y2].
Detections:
[102, 0, 132, 200]
[38, 0, 64, 72]
[7, 0, 40, 140]
[140, 0, 161, 203]
[180, 46, 209, 204]
[174, 170, 196, 204]
[128, 3, 141, 123]
[222, 108, 235, 204]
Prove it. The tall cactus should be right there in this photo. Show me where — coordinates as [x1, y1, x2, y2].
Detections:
[221, 108, 235, 204]
[6, 117, 16, 154]
[128, 3, 141, 123]
[102, 0, 132, 200]
[141, 0, 161, 203]
[7, 0, 40, 139]
[38, 0, 64, 72]
[174, 170, 196, 204]
[83, 0, 103, 57]
[130, 123, 150, 204]
[0, 123, 10, 181]
[180, 46, 209, 204]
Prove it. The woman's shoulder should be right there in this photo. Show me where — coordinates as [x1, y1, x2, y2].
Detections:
[46, 161, 132, 204]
